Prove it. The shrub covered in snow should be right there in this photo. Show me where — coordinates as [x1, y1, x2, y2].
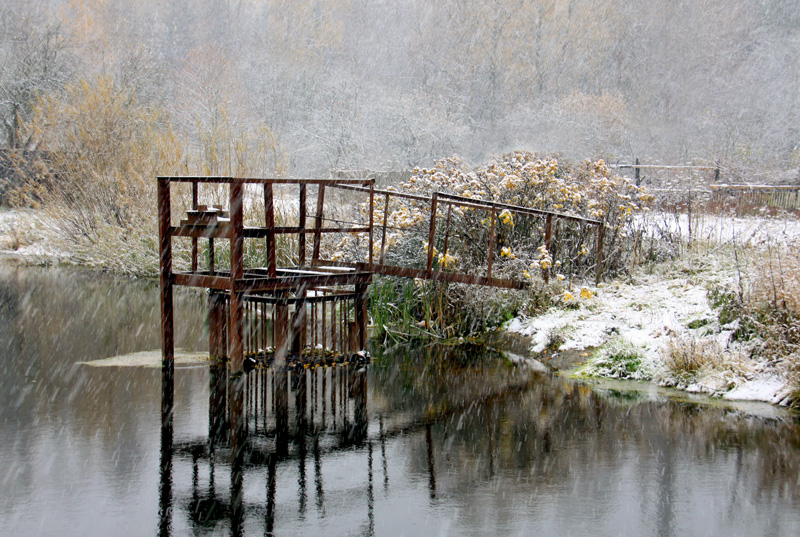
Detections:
[335, 151, 652, 281]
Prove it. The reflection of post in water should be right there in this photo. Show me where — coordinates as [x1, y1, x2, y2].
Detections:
[426, 423, 436, 500]
[228, 371, 246, 537]
[158, 395, 173, 537]
[265, 453, 277, 536]
[274, 369, 289, 456]
[208, 363, 227, 449]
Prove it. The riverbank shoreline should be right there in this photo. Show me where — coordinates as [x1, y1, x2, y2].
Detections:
[2, 206, 798, 411]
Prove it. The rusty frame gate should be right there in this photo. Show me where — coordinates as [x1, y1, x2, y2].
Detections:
[327, 185, 605, 288]
[157, 176, 605, 447]
[158, 176, 376, 376]
[158, 176, 606, 372]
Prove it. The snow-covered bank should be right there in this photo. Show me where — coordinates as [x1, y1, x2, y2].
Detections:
[0, 208, 67, 264]
[505, 250, 798, 407]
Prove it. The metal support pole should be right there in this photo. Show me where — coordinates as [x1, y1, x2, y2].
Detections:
[191, 181, 198, 272]
[543, 214, 552, 283]
[157, 177, 174, 433]
[426, 192, 438, 274]
[441, 204, 453, 268]
[355, 283, 369, 351]
[595, 224, 605, 285]
[230, 180, 245, 373]
[299, 183, 307, 266]
[379, 192, 389, 265]
[157, 176, 174, 537]
[265, 183, 276, 277]
[368, 183, 375, 270]
[312, 184, 325, 264]
[487, 207, 496, 280]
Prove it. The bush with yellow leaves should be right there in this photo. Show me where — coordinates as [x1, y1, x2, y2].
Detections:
[337, 151, 651, 282]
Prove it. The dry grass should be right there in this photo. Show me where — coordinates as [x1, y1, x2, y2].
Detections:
[11, 76, 287, 275]
[660, 336, 754, 391]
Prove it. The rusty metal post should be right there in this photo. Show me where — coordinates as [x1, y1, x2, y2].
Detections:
[208, 362, 227, 448]
[230, 180, 245, 373]
[312, 184, 325, 264]
[191, 181, 198, 272]
[208, 292, 228, 362]
[157, 176, 175, 536]
[426, 192, 438, 274]
[379, 192, 389, 265]
[157, 177, 174, 432]
[265, 183, 276, 277]
[299, 183, 307, 266]
[487, 207, 496, 280]
[441, 204, 453, 269]
[595, 224, 605, 285]
[355, 283, 369, 351]
[208, 238, 215, 274]
[368, 182, 375, 270]
[543, 214, 553, 283]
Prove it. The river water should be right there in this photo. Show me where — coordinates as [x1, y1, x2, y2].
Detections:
[1, 266, 799, 536]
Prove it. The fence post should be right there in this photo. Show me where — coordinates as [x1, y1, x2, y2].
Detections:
[595, 224, 605, 285]
[543, 214, 552, 283]
[487, 206, 496, 280]
[312, 184, 325, 264]
[426, 192, 438, 274]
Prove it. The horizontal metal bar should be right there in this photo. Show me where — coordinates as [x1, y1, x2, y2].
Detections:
[233, 273, 373, 292]
[173, 273, 232, 290]
[317, 261, 527, 290]
[710, 184, 800, 191]
[243, 292, 360, 305]
[612, 164, 718, 170]
[158, 176, 375, 186]
[435, 192, 602, 225]
[331, 185, 601, 226]
[171, 225, 371, 239]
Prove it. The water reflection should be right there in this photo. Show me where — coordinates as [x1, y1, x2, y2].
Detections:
[157, 343, 800, 536]
[160, 363, 372, 536]
[1, 267, 800, 536]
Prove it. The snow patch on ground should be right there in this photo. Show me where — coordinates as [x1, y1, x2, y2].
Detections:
[723, 375, 788, 403]
[0, 209, 69, 263]
[506, 264, 793, 407]
[509, 272, 714, 363]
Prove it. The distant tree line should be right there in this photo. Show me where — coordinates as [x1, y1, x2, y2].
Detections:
[2, 0, 800, 179]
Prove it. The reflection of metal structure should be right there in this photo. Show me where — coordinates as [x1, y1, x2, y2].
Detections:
[160, 363, 371, 536]
[156, 352, 544, 535]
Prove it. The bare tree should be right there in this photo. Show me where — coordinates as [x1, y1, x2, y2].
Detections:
[0, 0, 71, 149]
